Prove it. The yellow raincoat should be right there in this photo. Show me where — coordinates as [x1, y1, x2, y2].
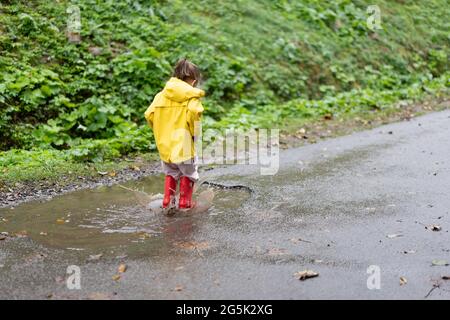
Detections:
[144, 77, 205, 163]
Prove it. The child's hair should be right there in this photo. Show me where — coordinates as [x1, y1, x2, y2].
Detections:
[173, 58, 201, 84]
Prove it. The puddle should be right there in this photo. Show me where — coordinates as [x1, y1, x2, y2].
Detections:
[0, 175, 250, 254]
[0, 146, 388, 256]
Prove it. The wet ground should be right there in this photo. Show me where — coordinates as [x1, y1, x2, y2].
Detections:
[1, 110, 450, 299]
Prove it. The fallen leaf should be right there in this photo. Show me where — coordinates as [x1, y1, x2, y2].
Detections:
[137, 232, 151, 240]
[132, 166, 140, 171]
[56, 219, 65, 224]
[118, 264, 127, 273]
[400, 277, 408, 286]
[174, 285, 184, 292]
[387, 233, 403, 239]
[40, 232, 48, 236]
[97, 171, 108, 176]
[88, 254, 103, 261]
[294, 270, 319, 281]
[108, 171, 116, 177]
[426, 225, 442, 232]
[112, 274, 121, 281]
[432, 260, 449, 266]
[15, 230, 28, 237]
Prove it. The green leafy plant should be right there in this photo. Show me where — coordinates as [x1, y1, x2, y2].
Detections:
[0, 0, 448, 165]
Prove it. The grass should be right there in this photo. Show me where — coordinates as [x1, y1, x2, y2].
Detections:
[0, 150, 159, 187]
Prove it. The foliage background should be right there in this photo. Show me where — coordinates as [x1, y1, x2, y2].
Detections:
[0, 0, 448, 172]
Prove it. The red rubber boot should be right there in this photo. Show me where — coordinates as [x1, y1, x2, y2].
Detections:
[162, 175, 177, 208]
[179, 176, 195, 209]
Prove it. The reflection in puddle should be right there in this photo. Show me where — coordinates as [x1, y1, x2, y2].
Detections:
[0, 175, 250, 255]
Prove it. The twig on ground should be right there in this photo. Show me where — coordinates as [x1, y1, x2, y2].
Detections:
[425, 280, 441, 299]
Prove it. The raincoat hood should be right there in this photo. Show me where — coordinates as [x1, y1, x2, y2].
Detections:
[144, 77, 205, 163]
[162, 77, 205, 103]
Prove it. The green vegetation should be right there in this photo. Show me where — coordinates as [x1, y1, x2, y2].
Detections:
[0, 0, 449, 184]
[0, 148, 159, 185]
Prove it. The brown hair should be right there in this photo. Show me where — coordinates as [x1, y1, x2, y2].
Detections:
[172, 58, 201, 84]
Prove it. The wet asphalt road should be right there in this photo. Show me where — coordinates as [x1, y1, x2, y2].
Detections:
[1, 110, 449, 300]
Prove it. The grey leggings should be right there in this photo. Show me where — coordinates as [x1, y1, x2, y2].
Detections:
[161, 159, 199, 181]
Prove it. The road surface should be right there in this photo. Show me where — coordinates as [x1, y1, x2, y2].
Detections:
[0, 110, 449, 299]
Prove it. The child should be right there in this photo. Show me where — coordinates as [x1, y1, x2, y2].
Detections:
[144, 59, 205, 209]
